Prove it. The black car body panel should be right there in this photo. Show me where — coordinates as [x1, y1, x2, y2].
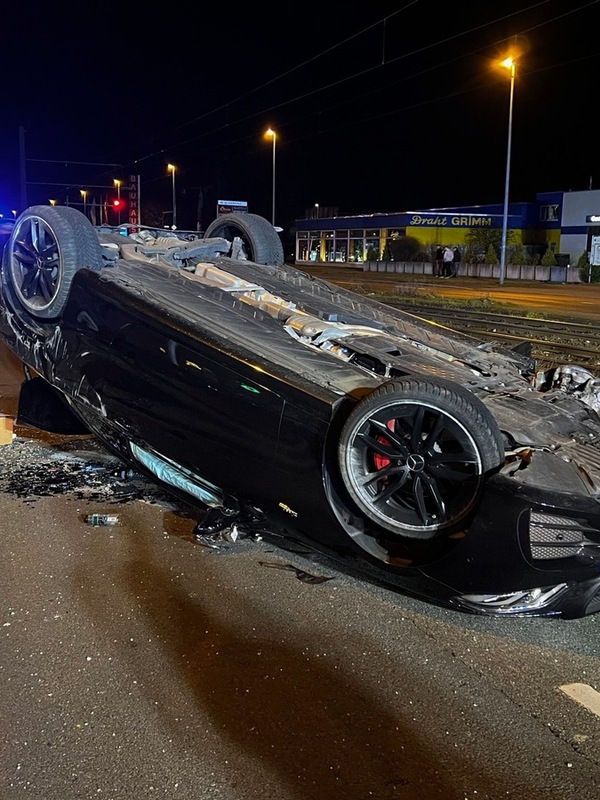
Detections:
[3, 205, 600, 618]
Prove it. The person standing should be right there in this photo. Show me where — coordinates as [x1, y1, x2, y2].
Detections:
[451, 247, 461, 278]
[442, 246, 454, 277]
[434, 246, 444, 277]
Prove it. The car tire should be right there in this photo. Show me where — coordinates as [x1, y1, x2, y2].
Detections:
[204, 213, 284, 266]
[4, 205, 104, 320]
[338, 377, 505, 540]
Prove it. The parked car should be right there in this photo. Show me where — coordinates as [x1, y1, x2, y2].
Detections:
[2, 204, 600, 618]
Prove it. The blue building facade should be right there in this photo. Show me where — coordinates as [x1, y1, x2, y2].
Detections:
[293, 189, 597, 268]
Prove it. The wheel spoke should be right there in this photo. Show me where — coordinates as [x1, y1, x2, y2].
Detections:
[360, 463, 408, 489]
[412, 475, 430, 523]
[14, 241, 37, 265]
[368, 419, 410, 456]
[21, 268, 38, 297]
[359, 432, 398, 459]
[421, 412, 445, 451]
[409, 406, 425, 450]
[381, 473, 412, 503]
[419, 471, 447, 519]
[429, 452, 477, 465]
[38, 270, 55, 301]
[429, 462, 477, 481]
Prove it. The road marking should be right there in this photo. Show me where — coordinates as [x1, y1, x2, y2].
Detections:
[559, 683, 600, 718]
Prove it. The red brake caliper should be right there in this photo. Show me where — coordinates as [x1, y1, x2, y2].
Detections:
[373, 420, 394, 471]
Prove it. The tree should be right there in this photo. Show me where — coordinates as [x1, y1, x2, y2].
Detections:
[464, 227, 514, 263]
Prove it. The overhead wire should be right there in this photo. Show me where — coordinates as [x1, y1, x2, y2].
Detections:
[130, 0, 598, 170]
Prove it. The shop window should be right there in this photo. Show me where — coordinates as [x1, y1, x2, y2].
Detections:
[348, 239, 364, 262]
[298, 237, 310, 260]
[324, 238, 336, 261]
[365, 237, 380, 260]
[334, 231, 349, 262]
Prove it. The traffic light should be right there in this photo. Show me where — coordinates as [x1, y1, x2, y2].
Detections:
[112, 198, 124, 209]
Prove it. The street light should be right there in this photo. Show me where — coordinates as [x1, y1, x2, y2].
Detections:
[113, 179, 121, 224]
[167, 164, 177, 228]
[265, 128, 277, 226]
[80, 189, 88, 218]
[499, 56, 516, 285]
[49, 199, 57, 206]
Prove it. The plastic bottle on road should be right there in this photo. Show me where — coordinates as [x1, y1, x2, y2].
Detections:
[84, 514, 119, 527]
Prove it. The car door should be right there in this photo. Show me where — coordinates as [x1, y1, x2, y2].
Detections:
[102, 320, 285, 500]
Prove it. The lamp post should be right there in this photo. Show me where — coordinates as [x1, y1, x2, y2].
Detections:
[80, 189, 88, 218]
[265, 128, 277, 226]
[49, 199, 57, 206]
[499, 56, 516, 285]
[167, 164, 177, 228]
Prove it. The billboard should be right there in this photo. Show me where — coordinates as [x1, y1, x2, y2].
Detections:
[217, 199, 248, 216]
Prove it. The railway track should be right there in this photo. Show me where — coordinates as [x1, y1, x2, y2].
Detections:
[383, 302, 600, 371]
[300, 266, 600, 372]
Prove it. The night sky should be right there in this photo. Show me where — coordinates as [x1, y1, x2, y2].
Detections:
[1, 1, 598, 236]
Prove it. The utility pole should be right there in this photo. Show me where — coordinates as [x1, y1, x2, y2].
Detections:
[19, 126, 27, 211]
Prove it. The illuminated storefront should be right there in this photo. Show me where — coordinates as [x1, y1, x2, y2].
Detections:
[293, 191, 585, 266]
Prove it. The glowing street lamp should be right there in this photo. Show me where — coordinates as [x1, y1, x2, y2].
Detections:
[80, 189, 88, 218]
[265, 128, 277, 226]
[167, 164, 177, 228]
[499, 56, 516, 285]
[49, 199, 57, 206]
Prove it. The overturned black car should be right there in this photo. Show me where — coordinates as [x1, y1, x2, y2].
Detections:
[2, 204, 600, 618]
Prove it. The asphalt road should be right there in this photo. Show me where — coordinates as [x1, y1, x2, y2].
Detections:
[2, 282, 600, 799]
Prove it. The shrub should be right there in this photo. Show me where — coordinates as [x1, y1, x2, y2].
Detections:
[485, 244, 498, 265]
[463, 246, 478, 264]
[386, 235, 424, 262]
[510, 245, 529, 266]
[576, 251, 592, 282]
[541, 247, 557, 266]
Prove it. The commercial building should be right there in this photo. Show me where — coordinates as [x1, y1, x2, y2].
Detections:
[293, 189, 600, 275]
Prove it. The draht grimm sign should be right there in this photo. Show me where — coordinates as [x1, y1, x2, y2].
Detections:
[409, 214, 493, 227]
